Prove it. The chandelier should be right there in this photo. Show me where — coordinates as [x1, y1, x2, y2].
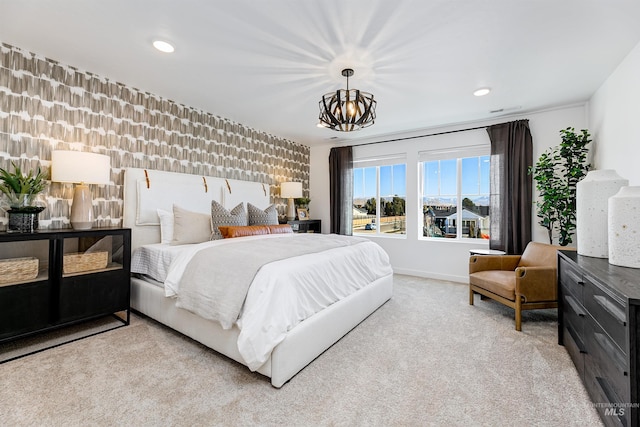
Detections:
[318, 68, 376, 132]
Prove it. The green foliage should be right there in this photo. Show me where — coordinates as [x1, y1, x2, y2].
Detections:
[0, 162, 48, 209]
[383, 196, 405, 217]
[294, 197, 311, 206]
[462, 197, 476, 210]
[365, 197, 376, 215]
[529, 127, 590, 246]
[365, 196, 405, 217]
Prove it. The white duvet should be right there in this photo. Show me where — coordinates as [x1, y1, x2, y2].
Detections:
[136, 234, 392, 371]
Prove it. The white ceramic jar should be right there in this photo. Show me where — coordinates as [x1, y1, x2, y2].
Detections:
[576, 170, 628, 258]
[608, 186, 640, 268]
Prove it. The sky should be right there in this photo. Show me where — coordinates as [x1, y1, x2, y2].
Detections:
[353, 155, 490, 203]
[354, 164, 406, 199]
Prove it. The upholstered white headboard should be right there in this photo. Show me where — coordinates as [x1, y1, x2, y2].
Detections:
[123, 168, 270, 250]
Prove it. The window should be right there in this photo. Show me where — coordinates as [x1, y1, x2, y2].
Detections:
[420, 146, 490, 240]
[353, 156, 406, 236]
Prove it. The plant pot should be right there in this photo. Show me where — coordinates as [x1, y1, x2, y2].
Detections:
[7, 207, 45, 233]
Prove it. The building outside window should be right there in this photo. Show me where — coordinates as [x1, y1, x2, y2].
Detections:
[420, 146, 490, 240]
[353, 155, 406, 236]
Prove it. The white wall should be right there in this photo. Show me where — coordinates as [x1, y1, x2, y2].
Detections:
[588, 40, 640, 184]
[310, 105, 588, 283]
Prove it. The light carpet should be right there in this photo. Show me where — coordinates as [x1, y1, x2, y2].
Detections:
[0, 315, 126, 364]
[0, 274, 602, 426]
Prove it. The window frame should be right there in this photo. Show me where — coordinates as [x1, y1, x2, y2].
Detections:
[352, 154, 407, 238]
[419, 145, 490, 242]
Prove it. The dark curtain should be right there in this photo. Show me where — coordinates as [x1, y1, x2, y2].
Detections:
[329, 146, 353, 235]
[486, 120, 533, 254]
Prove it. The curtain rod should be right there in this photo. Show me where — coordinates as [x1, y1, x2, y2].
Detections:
[352, 124, 488, 147]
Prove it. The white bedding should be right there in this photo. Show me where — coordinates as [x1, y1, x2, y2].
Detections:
[131, 236, 288, 289]
[131, 233, 392, 371]
[131, 243, 186, 283]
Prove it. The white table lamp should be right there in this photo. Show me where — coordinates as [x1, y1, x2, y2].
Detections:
[280, 181, 302, 221]
[52, 150, 111, 230]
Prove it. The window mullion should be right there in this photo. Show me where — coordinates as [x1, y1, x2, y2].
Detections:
[437, 160, 441, 196]
[419, 163, 424, 237]
[457, 158, 462, 239]
[477, 156, 481, 194]
[376, 166, 381, 235]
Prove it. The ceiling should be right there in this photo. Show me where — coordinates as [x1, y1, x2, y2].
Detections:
[2, 1, 640, 147]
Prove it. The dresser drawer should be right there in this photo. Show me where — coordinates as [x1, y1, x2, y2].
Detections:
[584, 319, 630, 405]
[563, 294, 586, 340]
[584, 278, 627, 352]
[559, 258, 584, 301]
[557, 251, 640, 427]
[562, 325, 585, 378]
[585, 356, 628, 427]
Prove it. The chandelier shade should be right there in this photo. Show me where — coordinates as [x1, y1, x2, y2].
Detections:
[318, 68, 376, 132]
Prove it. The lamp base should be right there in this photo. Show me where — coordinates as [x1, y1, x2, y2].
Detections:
[71, 221, 93, 230]
[70, 184, 94, 230]
[286, 198, 296, 221]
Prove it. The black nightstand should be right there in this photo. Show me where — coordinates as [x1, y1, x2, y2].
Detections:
[287, 219, 321, 233]
[0, 227, 131, 360]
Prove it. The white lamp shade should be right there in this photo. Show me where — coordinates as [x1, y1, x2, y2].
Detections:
[52, 150, 110, 229]
[281, 181, 302, 221]
[51, 150, 111, 184]
[280, 181, 302, 199]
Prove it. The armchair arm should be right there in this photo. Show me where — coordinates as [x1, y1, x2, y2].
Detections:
[515, 266, 558, 302]
[469, 255, 521, 274]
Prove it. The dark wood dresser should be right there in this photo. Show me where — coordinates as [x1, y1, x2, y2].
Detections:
[558, 250, 640, 427]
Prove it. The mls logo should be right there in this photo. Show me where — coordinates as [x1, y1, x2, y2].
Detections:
[604, 407, 625, 417]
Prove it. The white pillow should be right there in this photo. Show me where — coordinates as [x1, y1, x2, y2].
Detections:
[171, 205, 213, 245]
[157, 209, 174, 244]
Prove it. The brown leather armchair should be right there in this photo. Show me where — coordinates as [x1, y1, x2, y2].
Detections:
[469, 242, 564, 331]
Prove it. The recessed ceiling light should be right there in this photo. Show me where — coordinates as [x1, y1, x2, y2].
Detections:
[473, 87, 491, 97]
[153, 40, 175, 53]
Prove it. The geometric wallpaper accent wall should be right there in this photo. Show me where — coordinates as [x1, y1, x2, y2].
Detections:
[0, 42, 310, 231]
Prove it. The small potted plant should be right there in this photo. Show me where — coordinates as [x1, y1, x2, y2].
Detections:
[295, 197, 311, 209]
[295, 197, 311, 219]
[0, 162, 47, 232]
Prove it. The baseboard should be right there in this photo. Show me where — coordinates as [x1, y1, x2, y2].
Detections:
[392, 268, 467, 284]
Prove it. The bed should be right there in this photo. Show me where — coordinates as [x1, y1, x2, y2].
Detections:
[123, 167, 393, 387]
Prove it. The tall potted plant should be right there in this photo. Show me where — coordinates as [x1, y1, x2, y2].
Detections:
[529, 127, 591, 246]
[0, 162, 47, 232]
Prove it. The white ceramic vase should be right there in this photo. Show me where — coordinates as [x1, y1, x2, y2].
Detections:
[576, 170, 628, 258]
[608, 186, 640, 268]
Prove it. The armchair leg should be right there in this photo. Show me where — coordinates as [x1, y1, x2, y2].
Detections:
[469, 287, 474, 305]
[515, 297, 522, 331]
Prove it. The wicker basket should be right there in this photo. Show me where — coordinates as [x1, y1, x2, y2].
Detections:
[0, 257, 39, 284]
[63, 251, 108, 274]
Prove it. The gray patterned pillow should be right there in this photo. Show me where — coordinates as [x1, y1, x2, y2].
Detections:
[211, 200, 247, 240]
[247, 203, 278, 226]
